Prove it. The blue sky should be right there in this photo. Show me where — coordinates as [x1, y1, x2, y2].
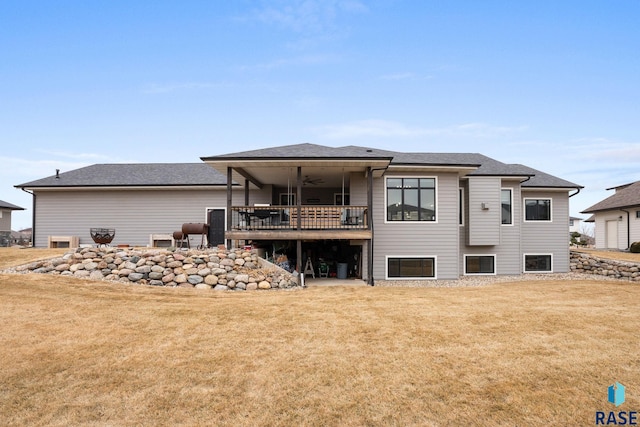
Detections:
[2, 0, 639, 230]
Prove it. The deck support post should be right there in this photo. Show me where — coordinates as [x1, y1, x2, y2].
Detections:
[226, 167, 233, 249]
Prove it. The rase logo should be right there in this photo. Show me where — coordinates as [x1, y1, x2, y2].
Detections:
[596, 382, 637, 425]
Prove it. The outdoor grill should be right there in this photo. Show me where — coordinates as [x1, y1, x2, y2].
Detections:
[90, 228, 115, 246]
[181, 223, 209, 249]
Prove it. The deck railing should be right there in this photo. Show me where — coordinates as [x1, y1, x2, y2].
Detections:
[230, 205, 368, 231]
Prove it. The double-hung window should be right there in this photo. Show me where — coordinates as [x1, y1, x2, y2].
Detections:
[387, 178, 436, 221]
[525, 198, 551, 221]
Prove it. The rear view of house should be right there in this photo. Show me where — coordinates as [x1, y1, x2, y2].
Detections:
[15, 143, 582, 283]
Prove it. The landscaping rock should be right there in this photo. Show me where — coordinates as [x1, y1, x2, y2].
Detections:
[6, 247, 298, 291]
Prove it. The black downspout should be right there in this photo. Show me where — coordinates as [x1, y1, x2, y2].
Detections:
[21, 188, 35, 247]
[621, 209, 631, 250]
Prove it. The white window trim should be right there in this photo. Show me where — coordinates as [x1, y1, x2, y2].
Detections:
[384, 176, 438, 224]
[523, 197, 553, 222]
[385, 255, 437, 280]
[464, 254, 497, 276]
[523, 253, 554, 273]
[501, 188, 513, 226]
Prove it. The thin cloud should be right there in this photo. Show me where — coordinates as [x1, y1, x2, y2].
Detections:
[379, 72, 434, 81]
[582, 142, 640, 163]
[33, 149, 111, 161]
[238, 53, 340, 71]
[142, 82, 231, 94]
[316, 120, 528, 139]
[0, 156, 92, 181]
[248, 0, 368, 34]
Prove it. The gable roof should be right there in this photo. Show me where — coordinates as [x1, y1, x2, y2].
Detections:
[15, 143, 581, 190]
[202, 143, 581, 187]
[0, 200, 24, 210]
[15, 163, 228, 189]
[582, 180, 640, 213]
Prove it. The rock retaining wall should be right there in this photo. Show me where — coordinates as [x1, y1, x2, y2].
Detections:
[11, 247, 299, 290]
[570, 251, 640, 281]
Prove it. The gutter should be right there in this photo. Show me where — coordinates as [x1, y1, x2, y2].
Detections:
[569, 187, 581, 198]
[367, 166, 391, 286]
[20, 188, 35, 247]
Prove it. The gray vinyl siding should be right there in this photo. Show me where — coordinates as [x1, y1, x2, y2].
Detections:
[0, 210, 11, 231]
[521, 190, 570, 272]
[33, 189, 251, 248]
[373, 172, 460, 280]
[350, 172, 369, 280]
[349, 172, 368, 206]
[459, 180, 522, 275]
[467, 177, 501, 246]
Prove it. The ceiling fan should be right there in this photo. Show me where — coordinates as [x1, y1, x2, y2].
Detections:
[303, 175, 324, 186]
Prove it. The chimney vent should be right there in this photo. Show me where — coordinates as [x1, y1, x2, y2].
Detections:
[55, 169, 60, 179]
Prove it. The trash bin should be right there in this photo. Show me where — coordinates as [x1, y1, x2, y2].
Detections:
[337, 262, 348, 279]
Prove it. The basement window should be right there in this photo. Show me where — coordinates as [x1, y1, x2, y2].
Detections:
[465, 255, 496, 275]
[524, 254, 552, 272]
[387, 257, 436, 279]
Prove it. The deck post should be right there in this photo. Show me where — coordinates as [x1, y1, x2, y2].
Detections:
[296, 167, 302, 277]
[226, 167, 233, 249]
[297, 239, 302, 286]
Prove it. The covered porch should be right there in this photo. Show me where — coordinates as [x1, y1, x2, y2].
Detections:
[201, 147, 393, 285]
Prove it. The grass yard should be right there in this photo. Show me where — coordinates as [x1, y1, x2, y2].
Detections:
[1, 248, 639, 426]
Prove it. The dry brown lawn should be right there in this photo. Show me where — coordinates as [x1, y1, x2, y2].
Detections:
[1, 248, 639, 426]
[573, 247, 640, 263]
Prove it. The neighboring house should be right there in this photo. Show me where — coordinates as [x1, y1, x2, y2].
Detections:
[0, 200, 25, 247]
[581, 181, 640, 250]
[11, 228, 32, 246]
[15, 143, 582, 283]
[569, 216, 583, 234]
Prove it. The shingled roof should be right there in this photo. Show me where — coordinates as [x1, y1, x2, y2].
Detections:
[15, 163, 228, 188]
[582, 180, 640, 213]
[202, 143, 581, 187]
[16, 143, 581, 190]
[0, 200, 24, 210]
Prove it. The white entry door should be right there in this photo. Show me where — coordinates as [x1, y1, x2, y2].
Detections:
[606, 220, 618, 249]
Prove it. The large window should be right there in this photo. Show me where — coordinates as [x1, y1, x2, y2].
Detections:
[465, 255, 496, 275]
[524, 254, 552, 272]
[525, 198, 551, 221]
[387, 257, 435, 278]
[387, 178, 436, 221]
[501, 189, 512, 225]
